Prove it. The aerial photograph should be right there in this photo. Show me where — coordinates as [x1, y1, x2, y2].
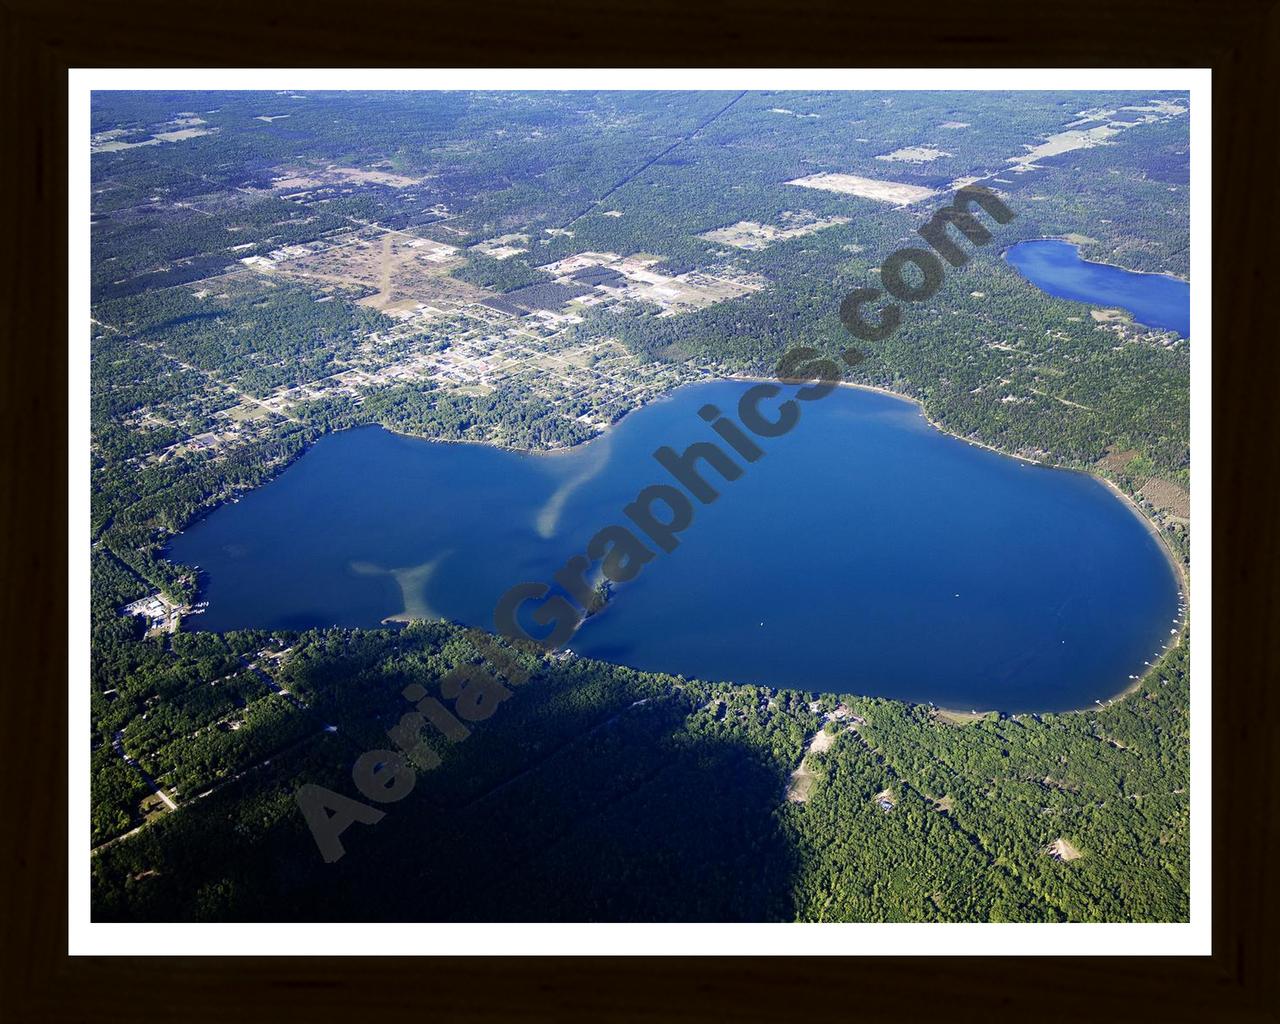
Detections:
[87, 87, 1193, 925]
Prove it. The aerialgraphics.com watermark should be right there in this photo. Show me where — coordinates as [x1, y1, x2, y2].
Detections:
[296, 185, 1016, 863]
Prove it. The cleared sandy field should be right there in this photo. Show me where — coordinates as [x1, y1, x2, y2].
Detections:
[876, 146, 952, 164]
[700, 212, 851, 251]
[786, 172, 937, 207]
[1046, 837, 1083, 862]
[1138, 477, 1191, 519]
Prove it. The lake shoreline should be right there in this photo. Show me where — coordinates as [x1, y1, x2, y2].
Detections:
[721, 373, 1189, 717]
[173, 372, 1187, 721]
[382, 371, 1188, 718]
[1001, 237, 1191, 285]
[1002, 238, 1191, 338]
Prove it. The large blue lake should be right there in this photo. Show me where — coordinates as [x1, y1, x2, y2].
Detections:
[1006, 239, 1191, 337]
[168, 381, 1182, 712]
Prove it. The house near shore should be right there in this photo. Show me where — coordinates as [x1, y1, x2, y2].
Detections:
[121, 593, 172, 630]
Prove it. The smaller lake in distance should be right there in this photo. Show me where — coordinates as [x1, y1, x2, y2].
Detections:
[1005, 239, 1190, 337]
[167, 382, 1183, 713]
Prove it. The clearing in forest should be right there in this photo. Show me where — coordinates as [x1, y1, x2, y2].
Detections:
[876, 146, 952, 164]
[700, 211, 851, 251]
[786, 172, 937, 207]
[786, 728, 838, 803]
[1046, 837, 1083, 862]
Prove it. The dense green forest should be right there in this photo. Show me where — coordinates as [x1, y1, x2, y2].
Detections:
[88, 90, 1193, 922]
[91, 622, 1189, 922]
